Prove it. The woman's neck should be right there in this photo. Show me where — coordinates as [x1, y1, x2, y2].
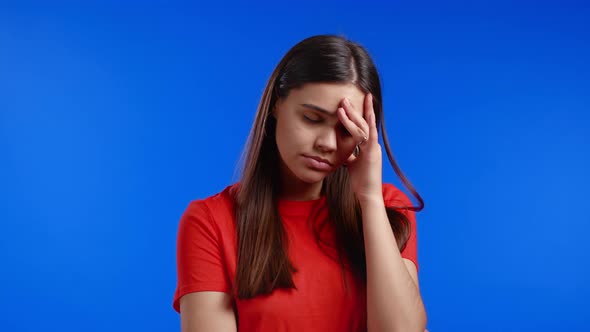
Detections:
[279, 182, 323, 201]
[278, 172, 324, 201]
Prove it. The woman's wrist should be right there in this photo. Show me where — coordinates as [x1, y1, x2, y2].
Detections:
[357, 193, 385, 207]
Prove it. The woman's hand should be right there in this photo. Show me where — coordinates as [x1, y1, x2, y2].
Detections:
[337, 93, 383, 204]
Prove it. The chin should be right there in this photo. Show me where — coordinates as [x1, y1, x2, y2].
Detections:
[294, 169, 329, 184]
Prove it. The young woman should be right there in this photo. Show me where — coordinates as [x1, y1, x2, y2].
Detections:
[173, 35, 427, 332]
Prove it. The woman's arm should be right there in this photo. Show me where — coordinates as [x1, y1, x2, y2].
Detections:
[361, 197, 427, 332]
[337, 93, 427, 331]
[180, 291, 237, 332]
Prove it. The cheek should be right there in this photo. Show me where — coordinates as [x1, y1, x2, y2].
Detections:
[276, 120, 308, 153]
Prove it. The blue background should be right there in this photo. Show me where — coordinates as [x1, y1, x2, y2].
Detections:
[1, 1, 588, 331]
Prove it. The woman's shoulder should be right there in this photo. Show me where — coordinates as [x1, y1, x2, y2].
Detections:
[381, 182, 413, 208]
[183, 183, 239, 221]
[189, 182, 238, 203]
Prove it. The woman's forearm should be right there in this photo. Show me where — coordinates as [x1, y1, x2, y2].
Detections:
[361, 197, 427, 332]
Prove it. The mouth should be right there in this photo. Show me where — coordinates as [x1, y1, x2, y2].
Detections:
[303, 154, 333, 166]
[302, 154, 333, 171]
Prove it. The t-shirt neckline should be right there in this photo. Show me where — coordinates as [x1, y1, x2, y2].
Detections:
[277, 195, 327, 217]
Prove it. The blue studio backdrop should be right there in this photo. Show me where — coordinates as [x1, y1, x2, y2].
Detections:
[1, 1, 589, 331]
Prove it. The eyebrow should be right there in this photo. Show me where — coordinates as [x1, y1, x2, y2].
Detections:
[300, 103, 336, 116]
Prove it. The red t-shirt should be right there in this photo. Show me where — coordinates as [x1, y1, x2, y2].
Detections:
[173, 182, 418, 332]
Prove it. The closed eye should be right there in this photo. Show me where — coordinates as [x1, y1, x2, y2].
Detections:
[303, 115, 322, 123]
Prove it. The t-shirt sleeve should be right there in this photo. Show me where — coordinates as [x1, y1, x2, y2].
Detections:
[382, 183, 419, 271]
[172, 199, 231, 313]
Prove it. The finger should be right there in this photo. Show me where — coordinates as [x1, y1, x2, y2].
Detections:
[346, 153, 357, 164]
[342, 98, 370, 140]
[341, 98, 369, 143]
[337, 107, 363, 142]
[365, 93, 378, 144]
[347, 144, 360, 163]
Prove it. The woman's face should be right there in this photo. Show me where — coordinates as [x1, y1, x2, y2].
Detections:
[273, 82, 366, 188]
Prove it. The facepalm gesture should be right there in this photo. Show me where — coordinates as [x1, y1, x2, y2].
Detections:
[337, 93, 383, 203]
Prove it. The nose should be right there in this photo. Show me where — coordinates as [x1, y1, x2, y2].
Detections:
[315, 129, 338, 152]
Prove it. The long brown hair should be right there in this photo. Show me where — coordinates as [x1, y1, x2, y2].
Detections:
[233, 35, 424, 299]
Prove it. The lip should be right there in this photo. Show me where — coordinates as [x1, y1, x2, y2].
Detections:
[303, 154, 333, 166]
[302, 155, 333, 171]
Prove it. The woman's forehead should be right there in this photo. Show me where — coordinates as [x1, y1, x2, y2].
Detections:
[286, 83, 365, 116]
